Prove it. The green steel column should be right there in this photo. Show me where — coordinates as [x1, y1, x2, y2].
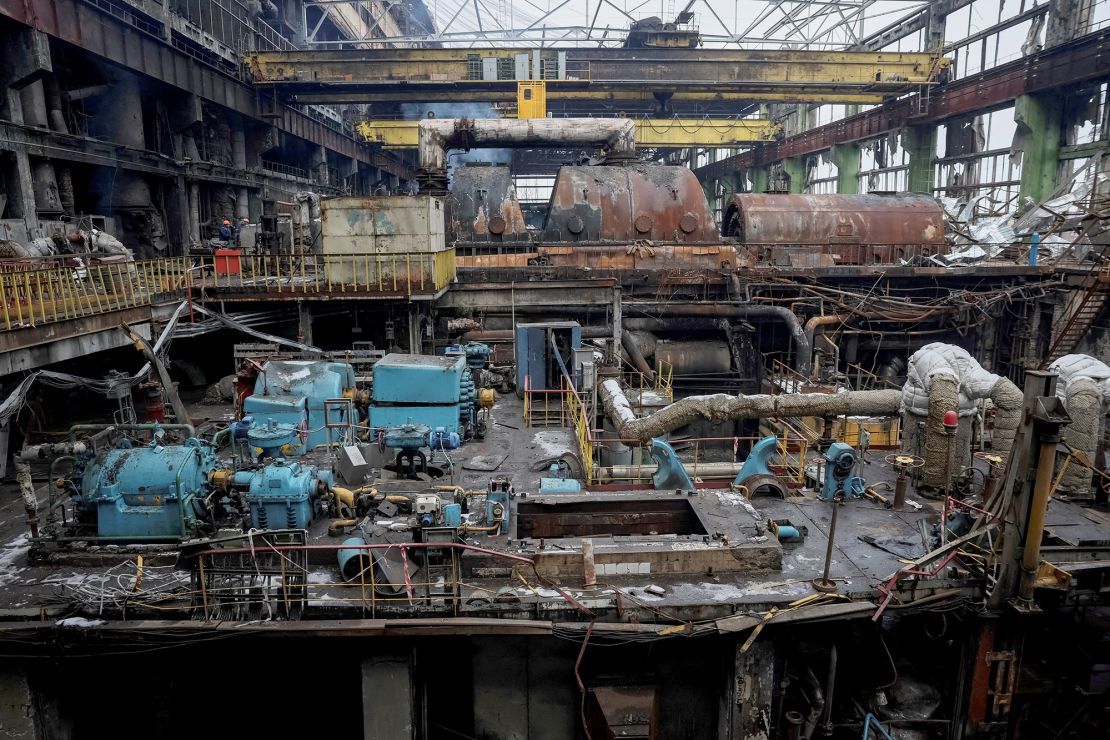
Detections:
[1016, 93, 1062, 203]
[749, 167, 769, 194]
[904, 124, 937, 194]
[782, 157, 805, 193]
[831, 144, 860, 194]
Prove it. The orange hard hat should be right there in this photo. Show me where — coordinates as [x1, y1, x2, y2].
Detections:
[223, 219, 231, 225]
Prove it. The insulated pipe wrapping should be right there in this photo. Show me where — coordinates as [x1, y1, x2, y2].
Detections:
[922, 374, 960, 487]
[1059, 378, 1101, 494]
[418, 118, 637, 174]
[599, 378, 900, 443]
[902, 343, 1022, 485]
[987, 376, 1024, 469]
[1049, 354, 1110, 496]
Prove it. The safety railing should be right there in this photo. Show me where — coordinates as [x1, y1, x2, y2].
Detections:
[564, 375, 595, 485]
[591, 433, 809, 486]
[0, 257, 190, 331]
[769, 357, 811, 392]
[183, 539, 576, 620]
[623, 359, 674, 409]
[0, 251, 458, 333]
[522, 375, 568, 428]
[193, 251, 457, 296]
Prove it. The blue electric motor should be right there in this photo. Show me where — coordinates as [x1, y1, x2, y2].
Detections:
[234, 459, 331, 531]
[820, 442, 866, 501]
[446, 342, 492, 370]
[76, 436, 219, 540]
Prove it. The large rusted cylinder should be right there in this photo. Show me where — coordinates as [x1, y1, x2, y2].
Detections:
[722, 193, 946, 263]
[543, 165, 718, 243]
[446, 165, 530, 243]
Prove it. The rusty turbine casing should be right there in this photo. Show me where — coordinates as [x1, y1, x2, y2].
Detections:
[542, 165, 718, 243]
[722, 193, 946, 264]
[446, 165, 530, 244]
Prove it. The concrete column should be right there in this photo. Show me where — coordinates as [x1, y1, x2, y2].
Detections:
[611, 285, 622, 361]
[362, 653, 415, 739]
[782, 157, 806, 193]
[30, 159, 62, 214]
[187, 182, 201, 243]
[236, 187, 249, 220]
[99, 74, 145, 149]
[312, 145, 328, 185]
[721, 641, 775, 739]
[18, 79, 48, 128]
[231, 121, 247, 170]
[905, 125, 937, 194]
[748, 167, 769, 194]
[831, 144, 860, 194]
[10, 151, 36, 218]
[407, 305, 421, 353]
[297, 301, 313, 347]
[473, 638, 528, 739]
[0, 667, 40, 738]
[1016, 94, 1062, 204]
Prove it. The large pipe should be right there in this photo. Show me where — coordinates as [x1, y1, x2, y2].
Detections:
[600, 378, 899, 443]
[621, 329, 655, 381]
[903, 344, 1022, 486]
[418, 118, 636, 186]
[804, 314, 847, 378]
[1049, 354, 1110, 496]
[627, 298, 811, 376]
[13, 457, 38, 537]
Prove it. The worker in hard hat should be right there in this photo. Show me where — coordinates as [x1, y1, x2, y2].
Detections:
[218, 219, 233, 241]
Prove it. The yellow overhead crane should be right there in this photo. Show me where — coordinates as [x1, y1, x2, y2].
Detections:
[246, 47, 949, 106]
[355, 115, 782, 149]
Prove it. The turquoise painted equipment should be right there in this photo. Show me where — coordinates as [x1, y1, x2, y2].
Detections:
[651, 438, 694, 490]
[76, 436, 218, 540]
[233, 459, 331, 531]
[539, 462, 583, 494]
[243, 360, 357, 454]
[820, 442, 866, 501]
[445, 342, 492, 370]
[370, 353, 476, 436]
[732, 435, 779, 485]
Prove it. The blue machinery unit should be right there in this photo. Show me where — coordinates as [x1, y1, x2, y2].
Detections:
[381, 422, 461, 477]
[515, 321, 582, 394]
[369, 353, 475, 436]
[820, 442, 866, 501]
[76, 437, 219, 540]
[232, 459, 331, 531]
[243, 360, 357, 454]
[69, 432, 332, 541]
[445, 341, 492, 371]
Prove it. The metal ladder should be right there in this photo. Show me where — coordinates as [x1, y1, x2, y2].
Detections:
[1043, 263, 1110, 364]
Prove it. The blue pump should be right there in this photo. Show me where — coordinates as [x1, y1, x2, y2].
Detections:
[819, 442, 866, 501]
[650, 438, 694, 490]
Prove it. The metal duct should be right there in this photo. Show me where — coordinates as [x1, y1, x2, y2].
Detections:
[599, 378, 900, 443]
[418, 118, 636, 189]
[1048, 354, 1110, 495]
[902, 343, 1022, 487]
[630, 295, 812, 377]
[1058, 378, 1102, 495]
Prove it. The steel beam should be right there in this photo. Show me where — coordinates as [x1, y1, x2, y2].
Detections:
[696, 30, 1110, 179]
[247, 48, 946, 105]
[357, 118, 780, 148]
[0, 0, 412, 178]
